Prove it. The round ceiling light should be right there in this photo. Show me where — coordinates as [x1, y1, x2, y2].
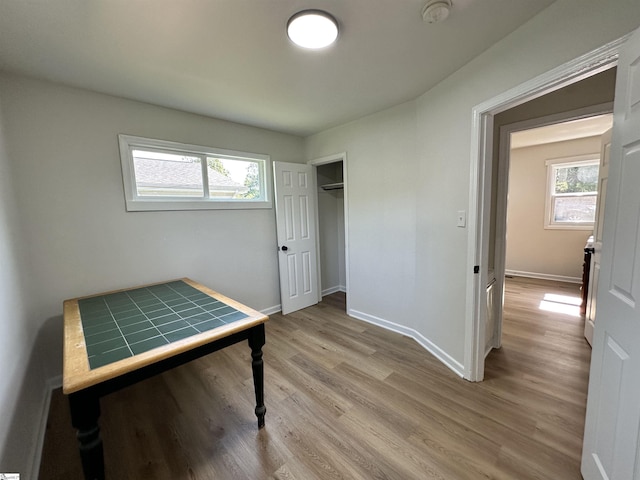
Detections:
[287, 10, 339, 49]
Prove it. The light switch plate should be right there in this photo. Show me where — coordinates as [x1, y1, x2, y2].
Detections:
[457, 210, 466, 227]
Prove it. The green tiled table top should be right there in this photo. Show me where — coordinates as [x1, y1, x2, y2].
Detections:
[78, 280, 248, 369]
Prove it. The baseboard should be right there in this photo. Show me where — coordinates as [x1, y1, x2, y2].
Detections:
[262, 298, 465, 378]
[262, 287, 346, 314]
[30, 375, 62, 479]
[347, 309, 465, 378]
[261, 304, 282, 315]
[322, 285, 346, 297]
[505, 269, 581, 284]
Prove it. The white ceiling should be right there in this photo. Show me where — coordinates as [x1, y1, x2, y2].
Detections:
[0, 0, 556, 137]
[510, 114, 614, 149]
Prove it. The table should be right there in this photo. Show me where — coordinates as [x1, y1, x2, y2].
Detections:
[63, 278, 268, 480]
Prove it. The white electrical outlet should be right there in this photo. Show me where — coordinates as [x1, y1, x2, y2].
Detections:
[457, 210, 466, 227]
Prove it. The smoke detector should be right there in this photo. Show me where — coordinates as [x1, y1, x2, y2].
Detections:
[422, 0, 452, 24]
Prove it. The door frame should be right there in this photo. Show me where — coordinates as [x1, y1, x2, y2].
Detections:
[308, 152, 350, 312]
[464, 35, 629, 382]
[490, 103, 614, 352]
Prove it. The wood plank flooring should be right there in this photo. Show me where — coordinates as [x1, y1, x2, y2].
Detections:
[39, 277, 591, 479]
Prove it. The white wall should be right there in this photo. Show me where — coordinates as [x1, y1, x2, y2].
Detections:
[0, 73, 305, 386]
[0, 87, 46, 477]
[306, 0, 640, 369]
[506, 136, 602, 281]
[307, 100, 421, 335]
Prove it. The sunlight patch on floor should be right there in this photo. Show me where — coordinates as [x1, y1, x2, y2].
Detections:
[539, 292, 582, 317]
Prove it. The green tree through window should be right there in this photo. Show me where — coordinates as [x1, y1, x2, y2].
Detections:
[241, 162, 260, 199]
[555, 164, 598, 193]
[207, 158, 230, 177]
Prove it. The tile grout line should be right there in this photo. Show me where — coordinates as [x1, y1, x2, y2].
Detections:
[84, 281, 250, 363]
[160, 282, 248, 329]
[163, 282, 226, 329]
[123, 288, 173, 346]
[94, 296, 135, 360]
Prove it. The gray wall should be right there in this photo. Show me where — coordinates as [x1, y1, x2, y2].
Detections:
[0, 74, 304, 475]
[2, 0, 640, 474]
[306, 0, 640, 367]
[307, 100, 421, 340]
[0, 81, 47, 479]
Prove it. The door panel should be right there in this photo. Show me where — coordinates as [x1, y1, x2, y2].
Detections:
[610, 143, 640, 305]
[286, 255, 297, 297]
[284, 195, 295, 240]
[591, 335, 629, 476]
[300, 195, 310, 238]
[582, 26, 640, 480]
[274, 162, 319, 315]
[302, 251, 312, 294]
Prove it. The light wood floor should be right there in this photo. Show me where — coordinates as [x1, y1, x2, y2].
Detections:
[39, 277, 591, 479]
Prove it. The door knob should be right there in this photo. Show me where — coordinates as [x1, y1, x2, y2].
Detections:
[281, 246, 288, 251]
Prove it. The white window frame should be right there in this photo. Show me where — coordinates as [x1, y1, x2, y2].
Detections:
[544, 153, 599, 230]
[118, 134, 272, 211]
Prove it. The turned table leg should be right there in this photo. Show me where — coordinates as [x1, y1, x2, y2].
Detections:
[248, 323, 266, 428]
[69, 391, 104, 480]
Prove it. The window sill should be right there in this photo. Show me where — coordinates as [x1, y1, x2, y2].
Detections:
[544, 223, 594, 231]
[125, 198, 272, 212]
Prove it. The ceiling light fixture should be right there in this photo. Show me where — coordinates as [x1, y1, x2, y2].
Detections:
[287, 10, 339, 49]
[422, 0, 452, 24]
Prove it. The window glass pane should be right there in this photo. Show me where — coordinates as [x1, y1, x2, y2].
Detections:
[119, 135, 272, 210]
[206, 158, 262, 200]
[554, 164, 599, 194]
[553, 195, 597, 223]
[132, 150, 203, 197]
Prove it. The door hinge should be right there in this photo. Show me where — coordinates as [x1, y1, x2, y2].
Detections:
[473, 265, 480, 274]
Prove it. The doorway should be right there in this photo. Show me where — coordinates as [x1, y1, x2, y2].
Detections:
[309, 153, 349, 312]
[465, 34, 626, 381]
[490, 113, 613, 354]
[505, 115, 612, 282]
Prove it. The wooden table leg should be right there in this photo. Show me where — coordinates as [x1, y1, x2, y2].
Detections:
[248, 323, 266, 428]
[69, 391, 105, 480]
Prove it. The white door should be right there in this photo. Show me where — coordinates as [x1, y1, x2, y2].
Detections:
[585, 128, 612, 345]
[273, 161, 319, 315]
[581, 27, 640, 480]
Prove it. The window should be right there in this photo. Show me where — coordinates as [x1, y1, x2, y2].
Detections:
[118, 135, 272, 211]
[544, 155, 599, 230]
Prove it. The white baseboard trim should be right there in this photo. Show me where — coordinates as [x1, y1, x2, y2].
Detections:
[261, 287, 347, 315]
[260, 299, 465, 378]
[322, 285, 346, 296]
[505, 269, 581, 284]
[347, 308, 464, 378]
[30, 375, 62, 480]
[262, 304, 282, 315]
